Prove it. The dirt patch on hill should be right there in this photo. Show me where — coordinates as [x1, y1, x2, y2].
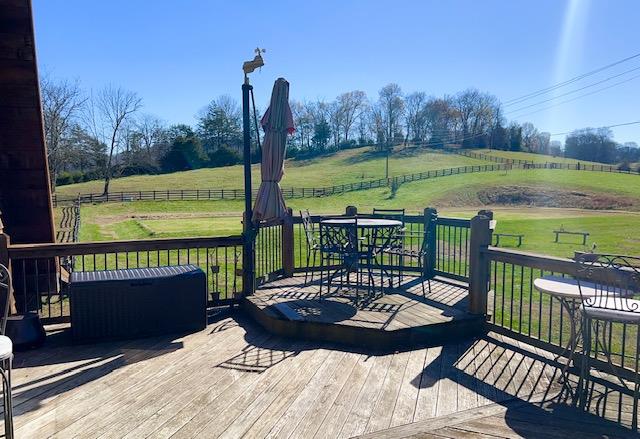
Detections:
[474, 186, 637, 210]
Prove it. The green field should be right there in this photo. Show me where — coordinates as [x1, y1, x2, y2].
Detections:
[54, 144, 640, 262]
[71, 164, 640, 258]
[56, 146, 489, 196]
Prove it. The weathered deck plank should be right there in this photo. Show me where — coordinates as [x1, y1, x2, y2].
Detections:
[4, 287, 637, 438]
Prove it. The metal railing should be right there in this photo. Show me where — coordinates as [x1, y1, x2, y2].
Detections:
[6, 236, 244, 323]
[290, 207, 472, 282]
[482, 246, 640, 376]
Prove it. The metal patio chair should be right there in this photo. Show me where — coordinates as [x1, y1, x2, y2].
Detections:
[575, 254, 640, 430]
[371, 208, 406, 285]
[372, 208, 406, 224]
[381, 228, 432, 296]
[0, 264, 14, 439]
[319, 217, 375, 303]
[300, 210, 320, 286]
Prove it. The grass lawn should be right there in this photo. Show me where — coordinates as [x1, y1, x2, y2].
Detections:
[74, 169, 640, 249]
[55, 147, 488, 196]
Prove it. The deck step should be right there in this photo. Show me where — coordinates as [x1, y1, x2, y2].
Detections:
[272, 303, 304, 321]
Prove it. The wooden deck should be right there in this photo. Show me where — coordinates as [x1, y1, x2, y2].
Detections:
[244, 275, 485, 349]
[6, 312, 638, 438]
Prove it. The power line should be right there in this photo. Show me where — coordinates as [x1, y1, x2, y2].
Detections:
[508, 72, 640, 119]
[549, 120, 640, 137]
[503, 51, 640, 105]
[504, 65, 640, 113]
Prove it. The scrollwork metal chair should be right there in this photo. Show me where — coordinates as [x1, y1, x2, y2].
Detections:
[0, 264, 14, 439]
[372, 208, 405, 224]
[575, 254, 640, 430]
[300, 210, 320, 286]
[319, 217, 374, 304]
[382, 228, 432, 296]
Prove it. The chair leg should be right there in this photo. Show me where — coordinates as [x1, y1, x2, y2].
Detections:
[319, 252, 325, 300]
[1, 357, 13, 439]
[304, 249, 311, 286]
[634, 328, 639, 431]
[577, 316, 591, 409]
[310, 250, 317, 285]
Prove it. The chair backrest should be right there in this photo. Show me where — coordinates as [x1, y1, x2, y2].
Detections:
[319, 216, 359, 256]
[0, 263, 11, 335]
[372, 208, 405, 224]
[300, 210, 317, 247]
[575, 254, 640, 313]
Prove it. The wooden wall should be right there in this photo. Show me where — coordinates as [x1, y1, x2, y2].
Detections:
[0, 0, 55, 244]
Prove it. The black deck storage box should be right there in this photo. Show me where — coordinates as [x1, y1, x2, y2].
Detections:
[70, 265, 206, 343]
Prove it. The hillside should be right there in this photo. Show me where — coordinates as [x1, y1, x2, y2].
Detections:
[75, 169, 640, 244]
[55, 146, 488, 196]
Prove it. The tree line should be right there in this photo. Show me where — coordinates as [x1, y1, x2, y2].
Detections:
[42, 77, 640, 193]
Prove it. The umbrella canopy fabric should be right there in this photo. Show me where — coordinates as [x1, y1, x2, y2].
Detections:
[252, 78, 294, 223]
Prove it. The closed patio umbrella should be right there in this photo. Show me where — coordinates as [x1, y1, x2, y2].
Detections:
[252, 78, 294, 223]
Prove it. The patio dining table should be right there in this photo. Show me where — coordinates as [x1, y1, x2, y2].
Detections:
[319, 217, 403, 301]
[319, 218, 403, 255]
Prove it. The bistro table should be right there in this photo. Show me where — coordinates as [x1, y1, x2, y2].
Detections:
[533, 275, 600, 384]
[319, 218, 403, 301]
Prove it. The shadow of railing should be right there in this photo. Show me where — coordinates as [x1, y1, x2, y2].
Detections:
[410, 332, 639, 433]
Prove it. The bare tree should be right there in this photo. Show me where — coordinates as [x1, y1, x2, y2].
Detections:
[424, 97, 456, 147]
[521, 122, 539, 152]
[377, 83, 404, 147]
[84, 85, 142, 195]
[356, 101, 372, 145]
[327, 101, 343, 148]
[336, 90, 367, 143]
[290, 101, 313, 150]
[40, 76, 86, 188]
[134, 114, 167, 164]
[453, 89, 500, 147]
[404, 92, 428, 144]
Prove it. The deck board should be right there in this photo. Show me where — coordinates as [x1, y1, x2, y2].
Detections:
[5, 311, 638, 438]
[245, 275, 484, 349]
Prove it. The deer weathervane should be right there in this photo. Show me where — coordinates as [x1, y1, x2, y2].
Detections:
[243, 47, 265, 83]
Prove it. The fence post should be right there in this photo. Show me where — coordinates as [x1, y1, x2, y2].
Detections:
[282, 208, 295, 277]
[468, 213, 492, 315]
[424, 207, 437, 279]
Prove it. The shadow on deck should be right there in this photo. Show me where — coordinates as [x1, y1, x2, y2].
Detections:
[243, 274, 486, 351]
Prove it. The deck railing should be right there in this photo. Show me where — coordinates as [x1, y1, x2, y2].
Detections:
[475, 244, 640, 378]
[289, 206, 472, 282]
[4, 236, 244, 323]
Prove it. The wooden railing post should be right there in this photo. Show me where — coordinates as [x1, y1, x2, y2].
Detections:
[468, 213, 492, 315]
[0, 217, 16, 314]
[282, 208, 295, 277]
[345, 205, 357, 216]
[424, 207, 437, 279]
[242, 212, 256, 296]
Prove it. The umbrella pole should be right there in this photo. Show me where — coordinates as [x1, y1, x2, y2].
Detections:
[242, 81, 255, 296]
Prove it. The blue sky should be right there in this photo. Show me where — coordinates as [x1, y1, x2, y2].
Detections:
[33, 0, 640, 143]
